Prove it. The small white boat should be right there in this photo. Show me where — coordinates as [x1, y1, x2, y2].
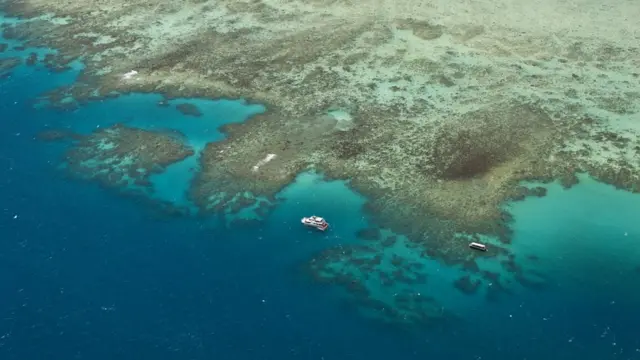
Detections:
[301, 216, 329, 231]
[469, 242, 487, 251]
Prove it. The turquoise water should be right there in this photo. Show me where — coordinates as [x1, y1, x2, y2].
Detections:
[2, 16, 640, 360]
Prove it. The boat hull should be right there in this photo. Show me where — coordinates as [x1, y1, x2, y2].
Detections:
[302, 223, 328, 231]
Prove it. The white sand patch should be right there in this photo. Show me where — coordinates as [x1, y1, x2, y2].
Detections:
[252, 153, 277, 172]
[121, 70, 138, 80]
[94, 66, 113, 75]
[94, 35, 117, 45]
[327, 109, 355, 131]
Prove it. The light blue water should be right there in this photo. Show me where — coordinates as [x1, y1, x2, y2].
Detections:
[2, 15, 640, 360]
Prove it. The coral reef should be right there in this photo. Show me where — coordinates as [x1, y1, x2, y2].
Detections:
[25, 52, 37, 65]
[36, 124, 197, 217]
[175, 103, 202, 117]
[189, 111, 342, 212]
[6, 0, 640, 322]
[304, 226, 550, 320]
[36, 129, 83, 142]
[453, 275, 481, 295]
[304, 241, 450, 324]
[41, 53, 74, 72]
[4, 0, 636, 249]
[0, 57, 20, 78]
[60, 124, 194, 190]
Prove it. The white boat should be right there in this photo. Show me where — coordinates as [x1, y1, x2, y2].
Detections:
[469, 242, 487, 251]
[301, 216, 329, 231]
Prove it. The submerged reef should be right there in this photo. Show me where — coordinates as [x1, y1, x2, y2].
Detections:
[175, 103, 202, 117]
[37, 124, 195, 217]
[36, 129, 84, 142]
[307, 226, 549, 311]
[0, 56, 21, 78]
[8, 0, 640, 323]
[304, 238, 453, 325]
[53, 124, 194, 190]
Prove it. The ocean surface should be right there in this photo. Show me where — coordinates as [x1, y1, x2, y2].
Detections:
[2, 16, 640, 360]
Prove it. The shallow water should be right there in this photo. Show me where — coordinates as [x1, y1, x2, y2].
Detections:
[2, 17, 640, 360]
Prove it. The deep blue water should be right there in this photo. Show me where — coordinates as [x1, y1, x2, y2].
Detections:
[2, 16, 640, 360]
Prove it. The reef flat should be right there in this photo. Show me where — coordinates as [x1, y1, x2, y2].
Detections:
[47, 124, 194, 192]
[5, 0, 640, 263]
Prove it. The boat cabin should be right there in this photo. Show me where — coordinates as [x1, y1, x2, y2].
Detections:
[301, 216, 329, 231]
